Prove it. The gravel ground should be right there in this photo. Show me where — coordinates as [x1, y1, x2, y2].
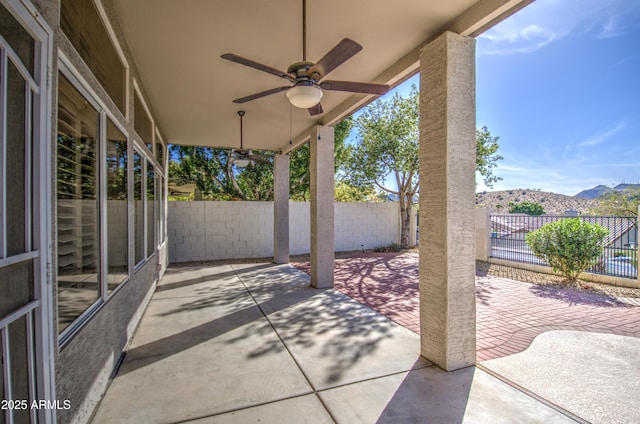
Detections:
[476, 260, 640, 299]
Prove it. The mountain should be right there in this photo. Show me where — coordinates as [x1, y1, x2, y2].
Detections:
[475, 189, 598, 215]
[614, 183, 640, 192]
[575, 185, 614, 199]
[575, 183, 640, 199]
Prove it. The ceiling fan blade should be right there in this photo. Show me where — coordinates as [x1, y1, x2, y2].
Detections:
[233, 86, 291, 103]
[307, 38, 362, 80]
[251, 158, 273, 166]
[221, 53, 294, 82]
[308, 103, 323, 116]
[320, 80, 390, 95]
[248, 154, 273, 165]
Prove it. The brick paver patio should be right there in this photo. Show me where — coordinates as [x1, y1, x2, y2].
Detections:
[293, 252, 640, 362]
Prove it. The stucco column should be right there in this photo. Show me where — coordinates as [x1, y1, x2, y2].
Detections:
[273, 154, 290, 264]
[310, 125, 334, 288]
[419, 31, 476, 371]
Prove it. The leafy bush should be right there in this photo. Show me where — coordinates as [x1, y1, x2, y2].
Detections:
[373, 242, 404, 253]
[509, 201, 545, 216]
[525, 218, 608, 281]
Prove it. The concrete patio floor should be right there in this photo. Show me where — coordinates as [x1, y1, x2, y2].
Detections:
[91, 262, 579, 423]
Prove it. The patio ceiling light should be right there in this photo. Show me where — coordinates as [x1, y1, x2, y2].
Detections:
[285, 83, 323, 109]
[234, 158, 251, 168]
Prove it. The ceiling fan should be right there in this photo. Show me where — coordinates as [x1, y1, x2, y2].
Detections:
[231, 110, 273, 168]
[221, 0, 390, 115]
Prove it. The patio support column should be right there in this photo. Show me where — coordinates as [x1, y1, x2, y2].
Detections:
[273, 153, 290, 264]
[310, 125, 335, 288]
[419, 31, 476, 371]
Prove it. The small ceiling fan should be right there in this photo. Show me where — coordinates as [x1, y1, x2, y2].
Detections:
[221, 0, 390, 115]
[232, 110, 273, 167]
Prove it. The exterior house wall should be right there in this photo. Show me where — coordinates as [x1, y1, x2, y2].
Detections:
[168, 201, 401, 262]
[55, 260, 158, 424]
[22, 1, 169, 422]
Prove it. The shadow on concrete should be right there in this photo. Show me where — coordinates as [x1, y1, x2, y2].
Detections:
[155, 263, 273, 293]
[294, 253, 419, 322]
[232, 264, 399, 385]
[475, 278, 496, 307]
[118, 263, 396, 386]
[530, 284, 634, 307]
[375, 365, 474, 424]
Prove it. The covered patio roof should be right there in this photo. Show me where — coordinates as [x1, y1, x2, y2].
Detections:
[110, 0, 532, 153]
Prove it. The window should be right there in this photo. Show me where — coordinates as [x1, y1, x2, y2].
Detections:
[5, 61, 28, 256]
[61, 0, 126, 113]
[146, 165, 156, 257]
[134, 91, 153, 150]
[106, 119, 128, 291]
[158, 176, 166, 245]
[55, 61, 165, 339]
[133, 151, 144, 265]
[155, 139, 165, 167]
[56, 74, 100, 333]
[133, 150, 159, 264]
[0, 1, 34, 77]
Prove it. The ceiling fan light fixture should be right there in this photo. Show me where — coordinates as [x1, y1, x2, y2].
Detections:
[286, 84, 323, 109]
[234, 158, 251, 168]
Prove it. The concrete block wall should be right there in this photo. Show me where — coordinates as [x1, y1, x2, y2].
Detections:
[168, 201, 402, 263]
[290, 202, 311, 255]
[335, 202, 400, 252]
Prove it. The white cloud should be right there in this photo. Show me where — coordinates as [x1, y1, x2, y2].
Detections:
[478, 24, 559, 56]
[576, 122, 625, 147]
[477, 0, 640, 56]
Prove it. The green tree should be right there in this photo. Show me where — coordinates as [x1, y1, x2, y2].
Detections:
[168, 117, 358, 201]
[289, 117, 359, 201]
[334, 181, 377, 202]
[476, 125, 503, 188]
[591, 186, 640, 217]
[525, 218, 608, 282]
[168, 145, 275, 200]
[509, 201, 545, 216]
[348, 87, 419, 247]
[347, 85, 504, 247]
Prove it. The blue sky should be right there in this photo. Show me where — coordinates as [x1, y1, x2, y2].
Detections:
[364, 0, 640, 196]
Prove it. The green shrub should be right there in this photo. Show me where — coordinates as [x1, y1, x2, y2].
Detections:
[525, 218, 608, 281]
[373, 242, 404, 253]
[509, 201, 545, 216]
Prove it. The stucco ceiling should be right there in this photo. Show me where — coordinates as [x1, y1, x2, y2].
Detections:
[111, 0, 532, 153]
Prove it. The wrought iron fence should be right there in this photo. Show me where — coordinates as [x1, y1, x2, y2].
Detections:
[490, 214, 638, 279]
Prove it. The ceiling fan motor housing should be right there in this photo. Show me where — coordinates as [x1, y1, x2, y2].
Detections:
[287, 61, 317, 82]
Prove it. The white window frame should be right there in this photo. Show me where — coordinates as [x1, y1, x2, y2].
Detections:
[102, 112, 131, 296]
[132, 140, 162, 267]
[57, 55, 133, 344]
